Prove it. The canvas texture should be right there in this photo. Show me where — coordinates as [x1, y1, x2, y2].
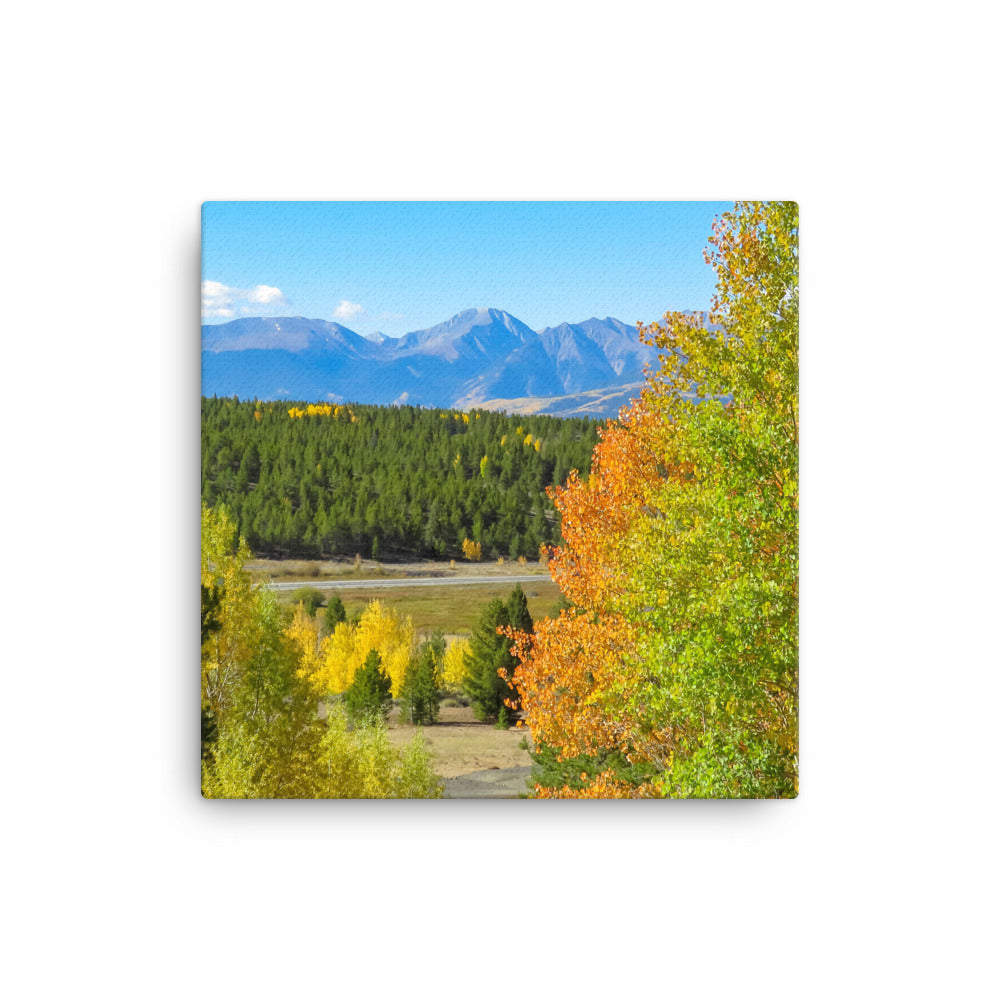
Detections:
[201, 201, 798, 799]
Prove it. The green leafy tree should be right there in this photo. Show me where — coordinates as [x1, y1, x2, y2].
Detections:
[200, 583, 223, 759]
[202, 578, 325, 799]
[201, 584, 223, 645]
[344, 649, 393, 724]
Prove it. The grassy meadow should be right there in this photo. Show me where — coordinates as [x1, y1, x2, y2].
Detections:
[270, 565, 561, 635]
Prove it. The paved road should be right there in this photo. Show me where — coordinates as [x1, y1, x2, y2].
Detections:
[267, 573, 548, 592]
[443, 766, 535, 799]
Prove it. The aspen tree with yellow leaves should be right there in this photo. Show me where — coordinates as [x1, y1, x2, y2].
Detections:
[201, 504, 441, 798]
[439, 637, 472, 689]
[294, 599, 414, 697]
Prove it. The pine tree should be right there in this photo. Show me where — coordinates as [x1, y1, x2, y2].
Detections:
[499, 584, 533, 716]
[506, 584, 533, 648]
[399, 633, 443, 726]
[464, 597, 517, 726]
[323, 593, 347, 632]
[344, 649, 393, 724]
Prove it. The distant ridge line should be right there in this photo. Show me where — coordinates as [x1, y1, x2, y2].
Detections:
[202, 307, 710, 418]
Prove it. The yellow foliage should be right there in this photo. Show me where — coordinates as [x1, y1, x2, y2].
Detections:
[461, 538, 482, 561]
[285, 604, 321, 679]
[314, 706, 443, 798]
[300, 599, 414, 696]
[287, 403, 347, 420]
[440, 637, 472, 688]
[201, 503, 258, 717]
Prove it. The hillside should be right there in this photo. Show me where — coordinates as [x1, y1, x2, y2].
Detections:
[202, 397, 601, 560]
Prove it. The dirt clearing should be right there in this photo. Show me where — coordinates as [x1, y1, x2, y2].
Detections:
[387, 704, 536, 780]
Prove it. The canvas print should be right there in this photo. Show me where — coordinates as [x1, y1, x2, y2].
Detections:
[201, 201, 799, 799]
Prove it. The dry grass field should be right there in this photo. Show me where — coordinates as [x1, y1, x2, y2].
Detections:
[387, 703, 535, 780]
[247, 555, 551, 583]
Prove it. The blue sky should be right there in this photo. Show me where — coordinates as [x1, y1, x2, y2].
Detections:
[201, 201, 732, 338]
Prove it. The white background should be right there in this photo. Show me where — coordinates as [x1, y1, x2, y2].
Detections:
[4, 2, 996, 997]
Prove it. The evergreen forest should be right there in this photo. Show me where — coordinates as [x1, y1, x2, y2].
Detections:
[201, 398, 600, 559]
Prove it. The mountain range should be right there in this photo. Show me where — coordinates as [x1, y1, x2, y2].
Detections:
[201, 307, 675, 417]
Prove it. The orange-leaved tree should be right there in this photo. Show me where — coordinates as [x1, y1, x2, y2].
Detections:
[508, 201, 798, 798]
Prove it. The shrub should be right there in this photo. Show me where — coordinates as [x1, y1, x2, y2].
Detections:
[317, 704, 443, 798]
[290, 586, 324, 616]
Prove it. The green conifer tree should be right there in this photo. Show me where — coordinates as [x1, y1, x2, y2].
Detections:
[344, 649, 393, 724]
[464, 598, 517, 725]
[323, 593, 347, 632]
[399, 633, 443, 725]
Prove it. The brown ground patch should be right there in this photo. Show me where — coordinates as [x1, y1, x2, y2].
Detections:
[387, 704, 535, 779]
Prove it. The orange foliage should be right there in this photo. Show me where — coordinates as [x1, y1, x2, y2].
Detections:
[509, 202, 798, 798]
[529, 771, 658, 799]
[507, 609, 640, 759]
[543, 398, 685, 612]
[507, 396, 691, 787]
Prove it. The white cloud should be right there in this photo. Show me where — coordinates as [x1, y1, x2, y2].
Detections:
[246, 284, 286, 305]
[333, 299, 364, 321]
[201, 280, 289, 319]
